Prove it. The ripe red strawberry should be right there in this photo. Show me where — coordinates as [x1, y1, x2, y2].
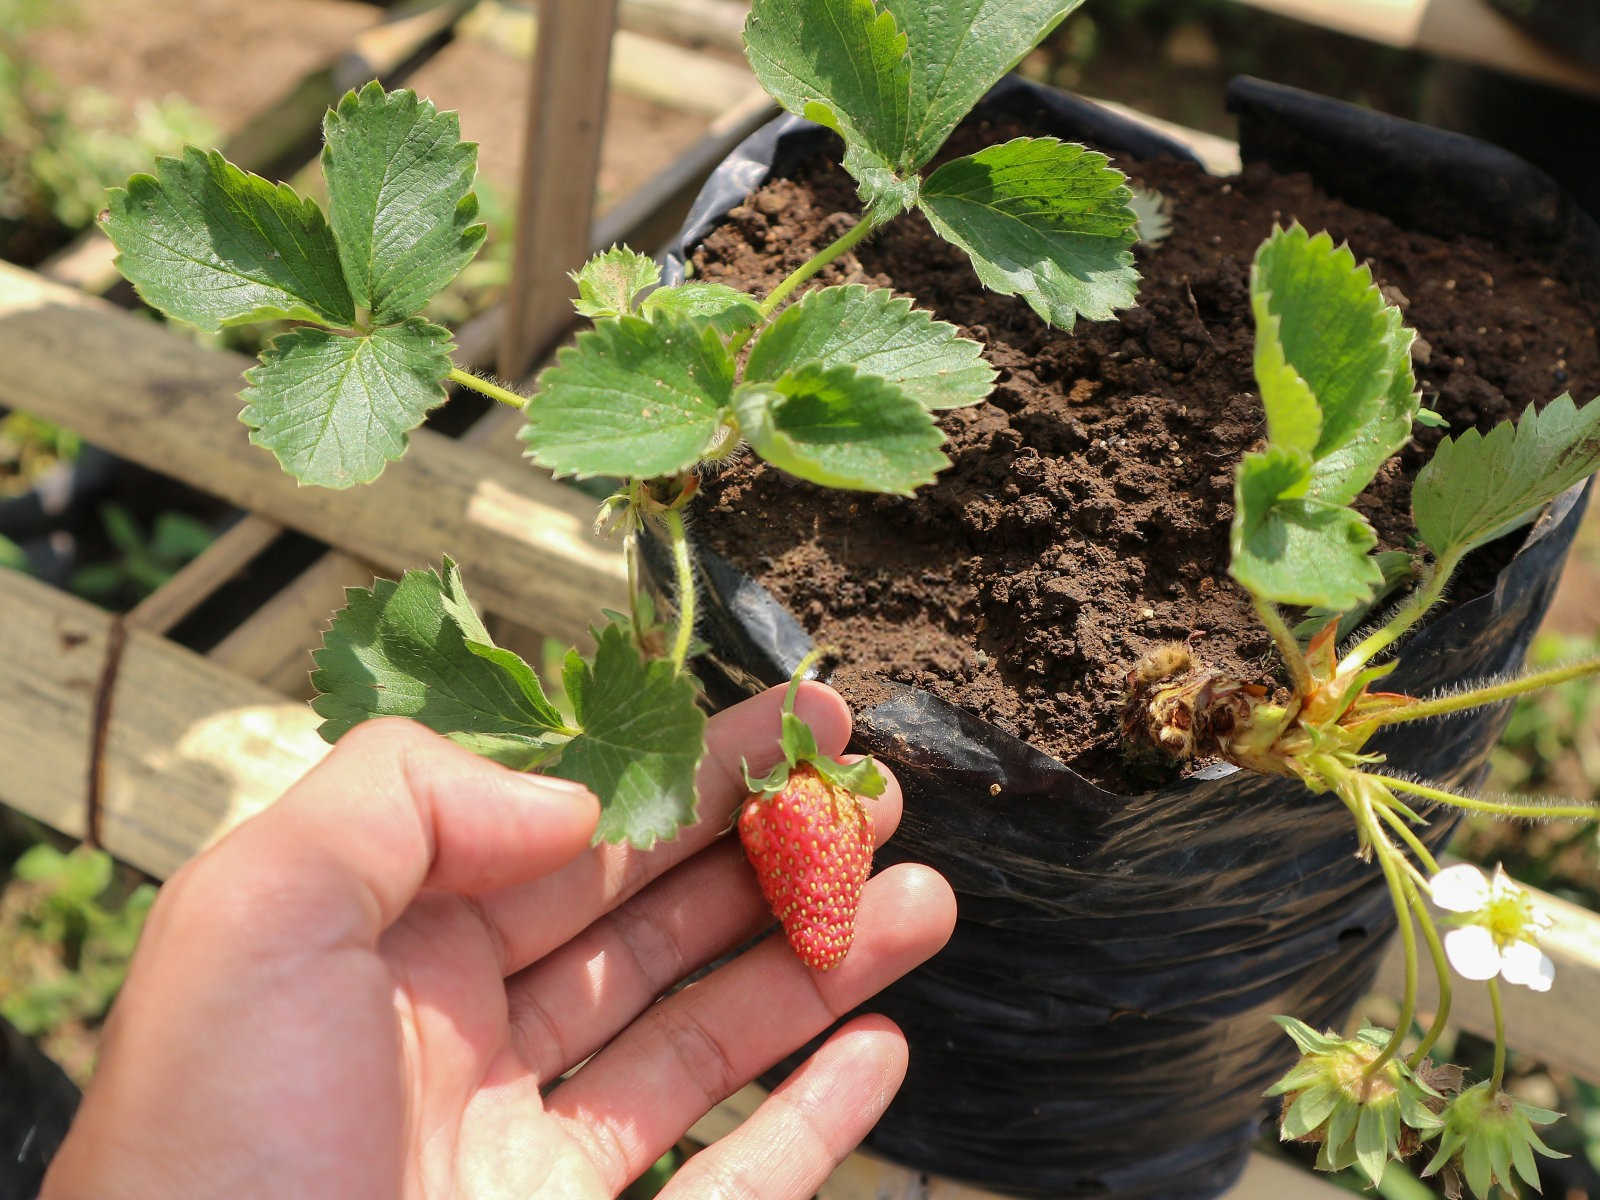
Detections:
[739, 761, 875, 970]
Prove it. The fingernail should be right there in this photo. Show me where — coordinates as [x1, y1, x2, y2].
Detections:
[517, 771, 594, 798]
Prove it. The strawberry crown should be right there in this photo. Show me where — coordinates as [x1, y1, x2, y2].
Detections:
[742, 650, 887, 800]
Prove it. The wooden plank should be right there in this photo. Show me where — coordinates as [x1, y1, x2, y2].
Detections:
[1231, 0, 1600, 97]
[0, 569, 328, 881]
[460, 1, 757, 116]
[207, 550, 372, 699]
[39, 0, 480, 296]
[125, 514, 283, 636]
[1414, 0, 1600, 96]
[1229, 0, 1425, 45]
[1373, 861, 1600, 1082]
[619, 0, 748, 53]
[498, 0, 620, 379]
[0, 263, 628, 647]
[687, 1086, 1349, 1199]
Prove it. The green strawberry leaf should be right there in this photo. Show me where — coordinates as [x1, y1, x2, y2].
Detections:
[746, 284, 995, 409]
[1293, 550, 1416, 644]
[552, 622, 707, 846]
[240, 318, 453, 488]
[521, 313, 734, 480]
[917, 137, 1138, 329]
[571, 245, 662, 318]
[321, 82, 486, 324]
[1413, 394, 1600, 563]
[744, 0, 916, 219]
[1251, 224, 1418, 506]
[102, 147, 353, 331]
[641, 281, 763, 335]
[1230, 447, 1382, 610]
[733, 361, 947, 494]
[311, 558, 572, 754]
[878, 0, 1085, 169]
[443, 730, 568, 771]
[313, 567, 706, 846]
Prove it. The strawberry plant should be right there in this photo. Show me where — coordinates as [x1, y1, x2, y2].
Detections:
[89, 0, 1600, 1181]
[1120, 223, 1600, 1195]
[99, 0, 1138, 858]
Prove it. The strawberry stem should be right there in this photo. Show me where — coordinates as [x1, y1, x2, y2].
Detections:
[1338, 548, 1463, 675]
[1371, 772, 1600, 822]
[447, 367, 527, 409]
[1403, 871, 1452, 1067]
[1254, 595, 1314, 696]
[1489, 977, 1507, 1090]
[663, 508, 695, 671]
[785, 647, 827, 716]
[1366, 656, 1600, 727]
[730, 215, 876, 355]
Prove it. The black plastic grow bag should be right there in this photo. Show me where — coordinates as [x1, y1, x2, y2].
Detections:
[657, 76, 1599, 1198]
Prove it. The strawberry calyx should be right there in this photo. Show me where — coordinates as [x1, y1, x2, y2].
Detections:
[742, 649, 886, 802]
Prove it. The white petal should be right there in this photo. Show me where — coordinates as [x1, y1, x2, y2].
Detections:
[1499, 940, 1556, 992]
[1444, 926, 1502, 981]
[1430, 864, 1491, 913]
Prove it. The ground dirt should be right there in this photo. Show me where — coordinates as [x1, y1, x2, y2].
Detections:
[691, 113, 1600, 787]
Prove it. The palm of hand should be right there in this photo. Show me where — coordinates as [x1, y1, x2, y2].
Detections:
[43, 685, 953, 1200]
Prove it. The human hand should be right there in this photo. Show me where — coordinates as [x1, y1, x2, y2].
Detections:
[41, 683, 955, 1199]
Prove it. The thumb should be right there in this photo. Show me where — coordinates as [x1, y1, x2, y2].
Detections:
[173, 718, 598, 951]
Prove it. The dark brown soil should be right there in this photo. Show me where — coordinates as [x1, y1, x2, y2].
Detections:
[690, 115, 1600, 787]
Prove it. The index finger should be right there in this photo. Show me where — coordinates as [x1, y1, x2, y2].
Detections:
[477, 680, 858, 973]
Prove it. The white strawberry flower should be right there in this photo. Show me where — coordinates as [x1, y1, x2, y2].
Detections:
[1428, 863, 1555, 991]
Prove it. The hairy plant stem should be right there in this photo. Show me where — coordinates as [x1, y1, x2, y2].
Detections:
[730, 215, 876, 355]
[1402, 873, 1453, 1067]
[623, 534, 648, 654]
[1353, 789, 1417, 1076]
[1489, 977, 1507, 1090]
[1369, 799, 1454, 1066]
[448, 367, 527, 409]
[1339, 549, 1462, 676]
[1378, 773, 1600, 822]
[1254, 596, 1313, 696]
[663, 508, 695, 671]
[1369, 656, 1600, 727]
[1371, 798, 1441, 877]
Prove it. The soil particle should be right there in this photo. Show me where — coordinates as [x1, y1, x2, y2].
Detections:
[690, 112, 1600, 787]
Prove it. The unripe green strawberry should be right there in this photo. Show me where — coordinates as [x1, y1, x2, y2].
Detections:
[739, 762, 875, 971]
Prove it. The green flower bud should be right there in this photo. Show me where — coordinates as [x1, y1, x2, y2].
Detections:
[1266, 1016, 1444, 1186]
[1421, 1080, 1566, 1199]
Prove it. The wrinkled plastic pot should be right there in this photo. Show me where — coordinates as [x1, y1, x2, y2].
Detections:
[656, 77, 1599, 1198]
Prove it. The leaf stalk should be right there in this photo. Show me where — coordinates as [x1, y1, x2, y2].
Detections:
[1338, 549, 1463, 676]
[1369, 656, 1600, 727]
[1254, 595, 1314, 697]
[663, 508, 696, 672]
[732, 214, 876, 354]
[1376, 773, 1600, 823]
[448, 367, 527, 410]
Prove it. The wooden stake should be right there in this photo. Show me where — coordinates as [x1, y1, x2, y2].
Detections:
[499, 0, 620, 379]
